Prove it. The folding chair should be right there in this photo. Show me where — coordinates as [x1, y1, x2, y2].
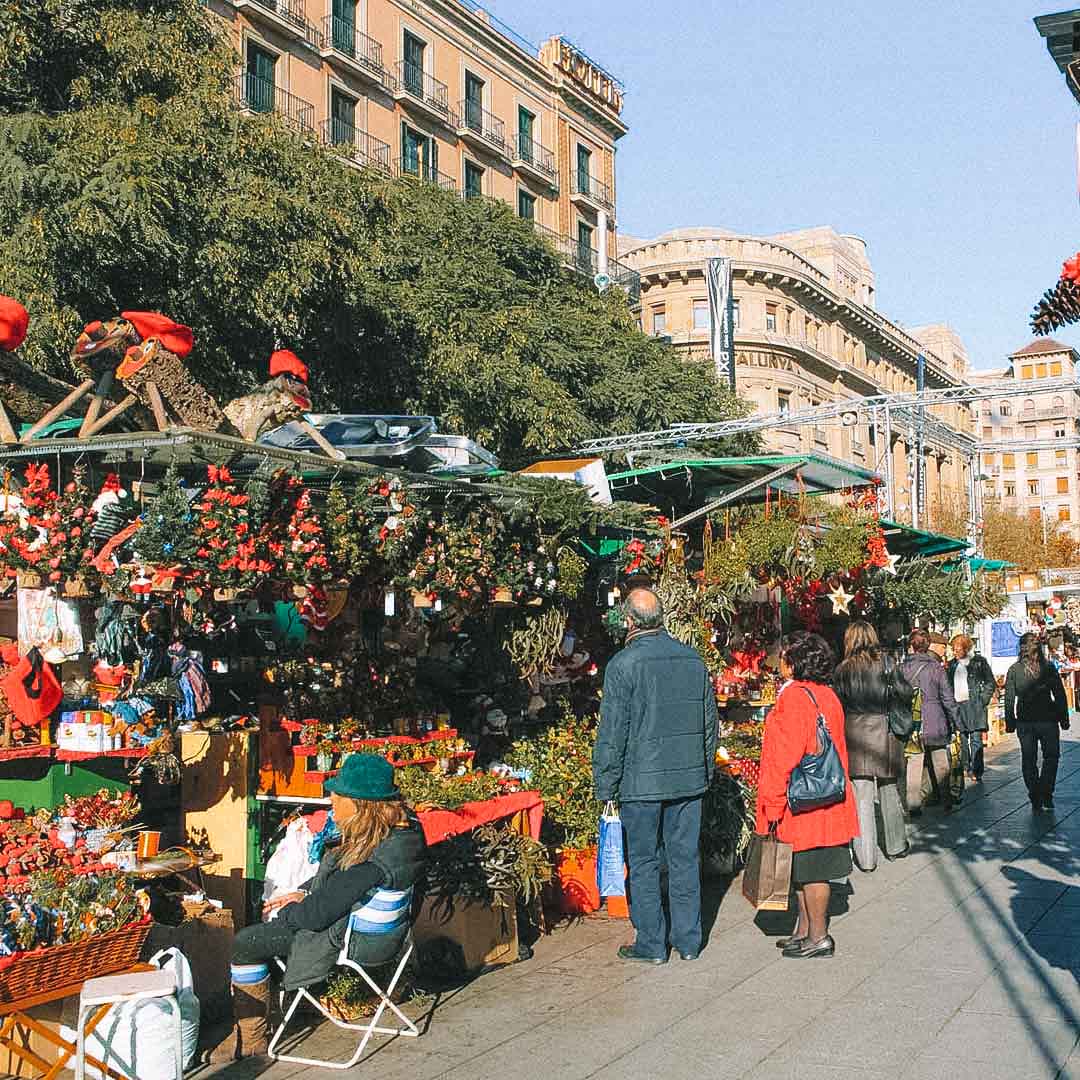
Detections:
[267, 886, 420, 1070]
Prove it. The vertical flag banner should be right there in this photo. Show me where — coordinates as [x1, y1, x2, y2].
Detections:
[707, 257, 737, 389]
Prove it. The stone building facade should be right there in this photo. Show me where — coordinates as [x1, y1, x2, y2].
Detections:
[617, 227, 974, 530]
[206, 0, 631, 280]
[969, 338, 1080, 537]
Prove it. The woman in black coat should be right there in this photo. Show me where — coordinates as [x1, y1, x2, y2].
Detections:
[1005, 633, 1070, 811]
[946, 634, 995, 782]
[833, 620, 913, 871]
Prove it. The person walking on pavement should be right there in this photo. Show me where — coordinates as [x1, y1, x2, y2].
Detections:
[902, 629, 958, 814]
[834, 620, 913, 870]
[947, 635, 995, 783]
[758, 632, 858, 958]
[1005, 632, 1070, 811]
[593, 587, 718, 964]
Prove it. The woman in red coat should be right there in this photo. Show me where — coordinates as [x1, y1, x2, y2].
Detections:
[756, 632, 858, 958]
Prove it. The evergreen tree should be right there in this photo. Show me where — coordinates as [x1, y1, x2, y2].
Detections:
[133, 463, 197, 566]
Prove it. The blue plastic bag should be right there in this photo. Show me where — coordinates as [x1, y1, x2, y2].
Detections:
[596, 801, 626, 897]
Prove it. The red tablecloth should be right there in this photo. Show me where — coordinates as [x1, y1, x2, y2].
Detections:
[303, 790, 544, 847]
[0, 746, 52, 763]
[416, 790, 544, 846]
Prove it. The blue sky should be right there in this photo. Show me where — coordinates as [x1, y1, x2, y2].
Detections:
[489, 0, 1080, 371]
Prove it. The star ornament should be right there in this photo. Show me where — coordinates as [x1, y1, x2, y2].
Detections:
[884, 551, 901, 576]
[828, 584, 855, 615]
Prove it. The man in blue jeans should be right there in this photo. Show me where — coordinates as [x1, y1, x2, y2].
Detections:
[593, 588, 718, 963]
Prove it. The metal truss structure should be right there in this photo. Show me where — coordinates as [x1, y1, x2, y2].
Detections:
[574, 376, 1080, 541]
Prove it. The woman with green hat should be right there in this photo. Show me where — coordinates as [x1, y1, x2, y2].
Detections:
[210, 754, 426, 1062]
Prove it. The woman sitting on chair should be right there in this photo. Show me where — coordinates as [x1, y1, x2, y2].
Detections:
[215, 754, 426, 1061]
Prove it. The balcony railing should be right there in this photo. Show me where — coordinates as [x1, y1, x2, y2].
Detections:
[321, 17, 383, 74]
[247, 0, 322, 48]
[233, 73, 315, 132]
[393, 61, 451, 120]
[512, 133, 557, 184]
[455, 99, 507, 154]
[321, 118, 392, 172]
[396, 159, 457, 192]
[532, 224, 640, 304]
[572, 171, 614, 211]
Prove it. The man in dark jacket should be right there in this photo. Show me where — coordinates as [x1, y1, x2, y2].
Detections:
[902, 629, 959, 813]
[593, 588, 718, 964]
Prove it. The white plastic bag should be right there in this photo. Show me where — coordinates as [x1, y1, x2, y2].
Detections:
[60, 947, 200, 1080]
[262, 816, 318, 909]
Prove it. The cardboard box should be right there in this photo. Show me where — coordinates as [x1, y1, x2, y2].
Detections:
[413, 890, 518, 972]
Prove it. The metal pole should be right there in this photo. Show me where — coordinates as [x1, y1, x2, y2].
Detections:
[883, 404, 895, 520]
[972, 447, 980, 552]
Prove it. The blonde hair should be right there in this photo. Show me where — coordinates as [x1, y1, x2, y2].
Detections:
[335, 797, 409, 869]
[950, 634, 973, 654]
[842, 619, 880, 662]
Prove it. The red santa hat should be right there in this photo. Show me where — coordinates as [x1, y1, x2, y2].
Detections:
[269, 349, 308, 383]
[121, 311, 194, 357]
[0, 297, 29, 352]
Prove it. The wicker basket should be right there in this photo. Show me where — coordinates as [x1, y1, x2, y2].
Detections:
[0, 919, 151, 1004]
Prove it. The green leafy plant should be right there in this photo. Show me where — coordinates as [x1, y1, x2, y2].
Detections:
[701, 772, 754, 868]
[506, 708, 600, 850]
[395, 768, 502, 811]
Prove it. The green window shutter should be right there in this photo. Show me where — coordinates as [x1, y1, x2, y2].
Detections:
[331, 0, 355, 54]
[246, 45, 275, 113]
[429, 137, 438, 182]
[517, 190, 535, 220]
[576, 145, 590, 192]
[518, 107, 533, 160]
[330, 91, 355, 143]
[465, 162, 482, 198]
[403, 31, 424, 94]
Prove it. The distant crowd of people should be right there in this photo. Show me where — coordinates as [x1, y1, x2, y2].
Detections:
[592, 587, 1072, 965]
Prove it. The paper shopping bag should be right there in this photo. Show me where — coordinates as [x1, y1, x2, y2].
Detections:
[741, 831, 793, 911]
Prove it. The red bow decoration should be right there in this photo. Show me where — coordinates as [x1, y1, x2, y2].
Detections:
[1063, 254, 1080, 284]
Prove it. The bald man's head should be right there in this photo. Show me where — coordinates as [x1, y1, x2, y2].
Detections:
[625, 587, 664, 631]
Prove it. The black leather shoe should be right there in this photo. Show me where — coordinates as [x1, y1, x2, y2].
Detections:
[678, 951, 700, 961]
[775, 935, 806, 949]
[1044, 795, 1055, 809]
[617, 945, 666, 965]
[782, 935, 835, 959]
[884, 845, 911, 861]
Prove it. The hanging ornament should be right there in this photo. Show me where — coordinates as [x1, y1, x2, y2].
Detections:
[828, 583, 855, 615]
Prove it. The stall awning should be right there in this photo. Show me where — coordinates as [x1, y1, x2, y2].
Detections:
[942, 557, 1016, 574]
[606, 453, 878, 518]
[878, 519, 969, 559]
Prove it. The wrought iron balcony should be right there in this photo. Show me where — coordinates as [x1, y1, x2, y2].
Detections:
[571, 171, 614, 212]
[392, 61, 452, 124]
[532, 224, 640, 304]
[395, 158, 457, 192]
[233, 73, 315, 133]
[455, 100, 507, 156]
[511, 133, 557, 186]
[321, 118, 392, 173]
[320, 17, 384, 80]
[236, 0, 322, 49]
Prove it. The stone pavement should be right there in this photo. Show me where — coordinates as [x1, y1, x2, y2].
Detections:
[201, 730, 1080, 1080]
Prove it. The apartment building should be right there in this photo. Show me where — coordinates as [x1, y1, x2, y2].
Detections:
[206, 0, 635, 287]
[617, 227, 974, 529]
[970, 338, 1080, 536]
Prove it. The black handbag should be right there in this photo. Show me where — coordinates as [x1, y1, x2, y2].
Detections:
[787, 687, 847, 814]
[884, 656, 916, 741]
